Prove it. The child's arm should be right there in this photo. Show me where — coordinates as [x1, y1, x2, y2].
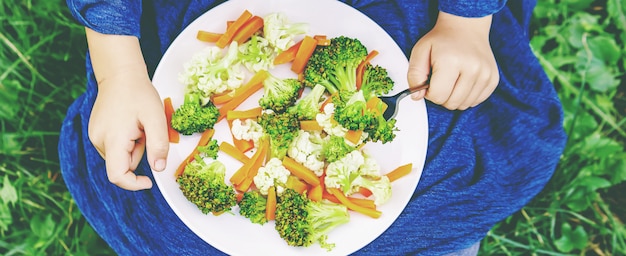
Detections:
[85, 28, 169, 191]
[407, 11, 499, 110]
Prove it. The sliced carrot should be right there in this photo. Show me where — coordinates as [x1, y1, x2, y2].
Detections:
[266, 186, 277, 221]
[356, 50, 379, 90]
[290, 36, 318, 74]
[230, 137, 268, 186]
[219, 141, 250, 163]
[226, 107, 262, 121]
[299, 120, 324, 131]
[345, 129, 363, 145]
[308, 184, 323, 202]
[196, 30, 222, 43]
[386, 163, 413, 182]
[236, 192, 245, 203]
[313, 35, 327, 40]
[216, 10, 253, 48]
[286, 175, 309, 194]
[358, 187, 373, 198]
[212, 93, 234, 105]
[233, 16, 264, 44]
[321, 192, 377, 210]
[218, 70, 269, 121]
[235, 139, 268, 192]
[327, 188, 382, 218]
[163, 97, 180, 143]
[274, 40, 302, 65]
[315, 36, 331, 46]
[282, 156, 320, 186]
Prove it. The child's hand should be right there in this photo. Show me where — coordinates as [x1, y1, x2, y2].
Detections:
[85, 28, 169, 191]
[407, 11, 499, 110]
[88, 68, 169, 191]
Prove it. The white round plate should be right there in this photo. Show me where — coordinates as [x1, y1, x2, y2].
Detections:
[152, 0, 428, 255]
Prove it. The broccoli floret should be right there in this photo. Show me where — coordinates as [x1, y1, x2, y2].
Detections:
[238, 35, 275, 72]
[360, 63, 394, 98]
[367, 115, 397, 144]
[258, 112, 300, 159]
[238, 190, 268, 225]
[171, 93, 220, 135]
[333, 90, 398, 144]
[303, 36, 368, 94]
[275, 188, 350, 251]
[288, 84, 326, 120]
[259, 73, 302, 113]
[263, 12, 309, 52]
[179, 41, 245, 103]
[322, 135, 355, 163]
[177, 158, 237, 215]
[197, 138, 219, 159]
[332, 90, 376, 131]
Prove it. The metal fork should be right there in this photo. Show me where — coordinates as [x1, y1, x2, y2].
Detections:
[379, 84, 429, 120]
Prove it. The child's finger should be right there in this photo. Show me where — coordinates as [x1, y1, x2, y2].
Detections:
[105, 138, 153, 191]
[407, 41, 432, 89]
[425, 65, 458, 106]
[141, 106, 170, 172]
[444, 73, 475, 110]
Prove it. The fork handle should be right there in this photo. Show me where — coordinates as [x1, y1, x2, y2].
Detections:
[398, 84, 430, 100]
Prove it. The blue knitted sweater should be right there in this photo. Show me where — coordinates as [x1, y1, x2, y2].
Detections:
[59, 0, 566, 255]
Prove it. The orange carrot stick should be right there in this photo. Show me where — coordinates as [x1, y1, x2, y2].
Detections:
[274, 40, 302, 65]
[216, 10, 253, 48]
[358, 187, 373, 198]
[356, 50, 379, 90]
[345, 130, 363, 145]
[212, 93, 234, 105]
[286, 175, 309, 194]
[308, 184, 323, 202]
[230, 137, 267, 186]
[219, 141, 250, 163]
[266, 186, 277, 221]
[282, 156, 320, 186]
[226, 107, 263, 121]
[328, 188, 382, 218]
[290, 36, 318, 74]
[196, 30, 222, 43]
[163, 97, 180, 143]
[233, 16, 264, 44]
[299, 120, 324, 131]
[218, 70, 269, 121]
[235, 139, 268, 192]
[386, 163, 413, 182]
[321, 192, 377, 210]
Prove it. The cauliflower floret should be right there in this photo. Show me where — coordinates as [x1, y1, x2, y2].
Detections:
[352, 175, 392, 206]
[263, 12, 309, 52]
[324, 150, 365, 193]
[231, 119, 264, 146]
[316, 103, 347, 137]
[359, 150, 381, 178]
[238, 35, 275, 72]
[287, 130, 326, 176]
[253, 158, 290, 195]
[179, 42, 245, 103]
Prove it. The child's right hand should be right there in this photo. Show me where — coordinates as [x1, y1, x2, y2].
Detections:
[85, 28, 169, 191]
[407, 11, 500, 110]
[88, 66, 169, 191]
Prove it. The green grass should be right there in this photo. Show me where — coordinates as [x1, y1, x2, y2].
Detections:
[0, 0, 624, 255]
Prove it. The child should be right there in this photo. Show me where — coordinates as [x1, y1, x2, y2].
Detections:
[59, 0, 566, 254]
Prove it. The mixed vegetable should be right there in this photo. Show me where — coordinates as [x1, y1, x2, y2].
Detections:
[163, 9, 414, 251]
